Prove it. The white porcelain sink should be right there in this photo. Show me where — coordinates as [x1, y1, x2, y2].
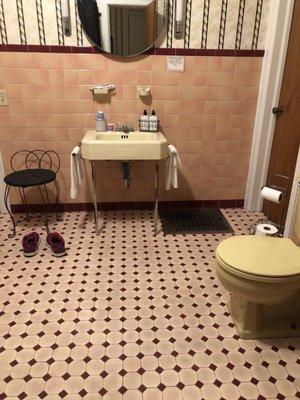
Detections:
[81, 130, 168, 160]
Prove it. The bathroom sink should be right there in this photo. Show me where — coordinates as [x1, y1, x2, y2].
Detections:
[81, 130, 168, 160]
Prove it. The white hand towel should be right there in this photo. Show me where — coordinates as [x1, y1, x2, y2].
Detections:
[166, 145, 182, 190]
[70, 146, 85, 199]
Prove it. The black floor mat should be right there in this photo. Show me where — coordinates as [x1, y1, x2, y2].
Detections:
[159, 208, 234, 234]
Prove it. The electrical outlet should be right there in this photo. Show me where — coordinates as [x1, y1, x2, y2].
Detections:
[0, 90, 8, 106]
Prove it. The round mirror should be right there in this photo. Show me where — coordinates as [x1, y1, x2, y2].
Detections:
[77, 0, 167, 57]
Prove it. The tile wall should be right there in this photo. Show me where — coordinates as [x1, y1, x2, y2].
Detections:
[0, 51, 262, 205]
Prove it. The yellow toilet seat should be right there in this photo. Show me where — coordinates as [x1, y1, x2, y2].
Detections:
[216, 236, 300, 283]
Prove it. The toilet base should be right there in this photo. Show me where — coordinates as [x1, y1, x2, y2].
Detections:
[228, 294, 300, 339]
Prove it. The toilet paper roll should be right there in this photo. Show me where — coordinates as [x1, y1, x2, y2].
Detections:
[255, 223, 278, 236]
[261, 186, 283, 204]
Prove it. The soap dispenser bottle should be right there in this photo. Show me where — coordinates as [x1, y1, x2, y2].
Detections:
[96, 111, 107, 132]
[140, 110, 149, 132]
[149, 110, 158, 132]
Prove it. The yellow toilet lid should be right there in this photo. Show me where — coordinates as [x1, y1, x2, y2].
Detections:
[216, 236, 300, 278]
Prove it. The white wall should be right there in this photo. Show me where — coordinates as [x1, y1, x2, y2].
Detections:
[284, 146, 300, 240]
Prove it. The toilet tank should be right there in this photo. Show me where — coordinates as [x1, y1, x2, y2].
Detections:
[290, 181, 300, 246]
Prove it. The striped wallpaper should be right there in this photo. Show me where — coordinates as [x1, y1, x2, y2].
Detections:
[0, 0, 270, 50]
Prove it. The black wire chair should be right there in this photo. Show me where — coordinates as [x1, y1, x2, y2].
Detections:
[3, 150, 61, 238]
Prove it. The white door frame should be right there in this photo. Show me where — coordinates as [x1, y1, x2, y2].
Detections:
[244, 0, 295, 211]
[284, 147, 300, 238]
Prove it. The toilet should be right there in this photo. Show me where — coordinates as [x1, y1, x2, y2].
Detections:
[215, 235, 300, 339]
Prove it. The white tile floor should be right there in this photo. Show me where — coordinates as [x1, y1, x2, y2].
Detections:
[0, 208, 300, 400]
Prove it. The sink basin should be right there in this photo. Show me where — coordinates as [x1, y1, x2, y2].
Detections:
[81, 130, 168, 160]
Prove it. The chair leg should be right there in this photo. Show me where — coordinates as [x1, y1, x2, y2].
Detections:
[54, 179, 61, 221]
[44, 184, 50, 215]
[19, 187, 29, 220]
[4, 185, 16, 238]
[38, 185, 50, 235]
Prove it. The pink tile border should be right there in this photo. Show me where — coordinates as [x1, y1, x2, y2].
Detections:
[0, 44, 264, 57]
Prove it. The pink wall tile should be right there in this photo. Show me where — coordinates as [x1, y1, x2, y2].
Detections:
[93, 70, 109, 83]
[165, 72, 181, 86]
[123, 86, 137, 100]
[178, 100, 193, 114]
[137, 71, 152, 85]
[180, 86, 194, 100]
[192, 86, 206, 100]
[151, 56, 165, 71]
[216, 114, 230, 129]
[164, 86, 179, 100]
[65, 86, 81, 99]
[220, 71, 235, 86]
[194, 57, 208, 71]
[22, 99, 54, 115]
[205, 101, 219, 114]
[218, 101, 232, 114]
[206, 72, 221, 86]
[49, 70, 64, 85]
[78, 70, 93, 85]
[136, 57, 151, 70]
[152, 71, 166, 86]
[33, 53, 63, 69]
[193, 72, 207, 86]
[123, 71, 138, 84]
[219, 86, 234, 100]
[108, 70, 123, 84]
[1, 68, 33, 84]
[208, 57, 222, 72]
[64, 70, 79, 85]
[164, 100, 179, 114]
[235, 58, 251, 72]
[150, 100, 164, 115]
[221, 57, 236, 71]
[190, 129, 203, 141]
[0, 52, 17, 68]
[151, 86, 165, 100]
[206, 86, 220, 100]
[191, 101, 205, 114]
[179, 71, 194, 86]
[4, 84, 21, 98]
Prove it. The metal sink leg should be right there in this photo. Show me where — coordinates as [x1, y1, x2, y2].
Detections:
[154, 161, 160, 236]
[91, 160, 99, 235]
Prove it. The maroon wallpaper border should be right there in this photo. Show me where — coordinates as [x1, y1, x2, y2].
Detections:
[0, 44, 264, 57]
[11, 199, 245, 214]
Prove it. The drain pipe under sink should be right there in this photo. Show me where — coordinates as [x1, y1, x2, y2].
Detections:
[121, 162, 131, 189]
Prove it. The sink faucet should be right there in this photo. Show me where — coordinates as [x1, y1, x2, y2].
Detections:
[116, 123, 134, 133]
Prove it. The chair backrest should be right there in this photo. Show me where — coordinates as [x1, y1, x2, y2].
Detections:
[10, 150, 60, 173]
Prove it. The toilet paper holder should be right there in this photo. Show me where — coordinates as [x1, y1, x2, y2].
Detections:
[254, 183, 288, 236]
[260, 184, 288, 237]
[249, 185, 287, 237]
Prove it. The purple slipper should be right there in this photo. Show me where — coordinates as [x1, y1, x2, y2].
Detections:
[22, 232, 40, 257]
[46, 232, 66, 257]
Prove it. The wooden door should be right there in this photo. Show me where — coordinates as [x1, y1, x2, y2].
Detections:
[110, 6, 147, 56]
[263, 0, 300, 225]
[124, 8, 147, 56]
